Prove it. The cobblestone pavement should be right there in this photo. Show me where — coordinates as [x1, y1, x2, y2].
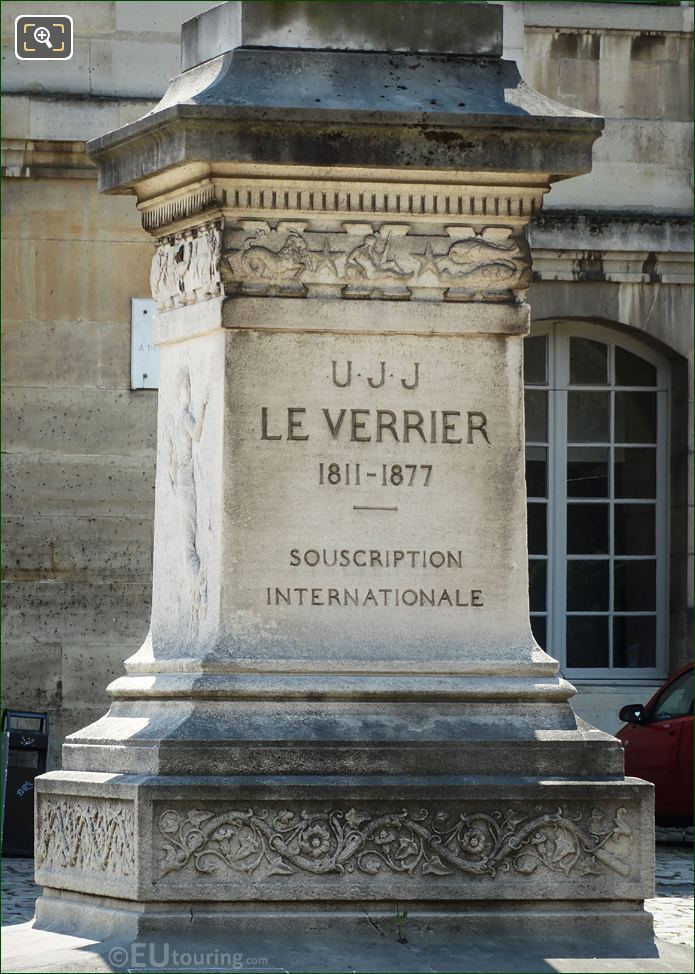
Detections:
[646, 830, 694, 949]
[2, 837, 693, 950]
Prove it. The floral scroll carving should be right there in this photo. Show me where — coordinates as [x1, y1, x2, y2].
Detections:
[150, 222, 222, 309]
[157, 804, 633, 881]
[36, 799, 134, 876]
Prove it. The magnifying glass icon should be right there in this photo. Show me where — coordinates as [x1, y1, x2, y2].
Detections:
[34, 26, 53, 49]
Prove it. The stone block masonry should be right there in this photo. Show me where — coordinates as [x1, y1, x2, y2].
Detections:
[33, 0, 656, 953]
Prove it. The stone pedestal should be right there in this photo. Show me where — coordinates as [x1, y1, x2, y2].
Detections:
[35, 1, 654, 949]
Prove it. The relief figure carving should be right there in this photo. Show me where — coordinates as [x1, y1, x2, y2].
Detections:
[344, 228, 409, 280]
[150, 223, 222, 309]
[223, 220, 531, 301]
[166, 367, 208, 630]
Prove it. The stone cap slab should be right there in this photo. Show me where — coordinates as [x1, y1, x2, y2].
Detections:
[87, 49, 602, 194]
[181, 1, 503, 70]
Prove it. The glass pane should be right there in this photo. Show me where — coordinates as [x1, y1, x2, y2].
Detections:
[525, 446, 547, 499]
[527, 504, 547, 555]
[652, 671, 693, 720]
[528, 560, 547, 612]
[614, 617, 656, 668]
[567, 447, 609, 498]
[615, 391, 657, 443]
[567, 503, 609, 554]
[567, 616, 609, 668]
[525, 389, 547, 442]
[614, 448, 656, 499]
[569, 337, 608, 385]
[615, 347, 656, 387]
[567, 391, 610, 442]
[614, 560, 656, 611]
[614, 504, 656, 555]
[524, 335, 547, 385]
[567, 560, 609, 611]
[530, 615, 546, 650]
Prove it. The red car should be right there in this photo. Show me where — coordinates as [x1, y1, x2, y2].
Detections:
[617, 663, 693, 826]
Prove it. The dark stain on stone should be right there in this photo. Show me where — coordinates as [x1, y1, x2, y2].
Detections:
[550, 32, 579, 59]
[550, 32, 599, 60]
[420, 128, 476, 153]
[642, 252, 661, 283]
[631, 33, 666, 61]
[574, 252, 606, 282]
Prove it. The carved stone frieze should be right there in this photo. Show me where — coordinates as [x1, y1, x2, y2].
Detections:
[150, 222, 222, 310]
[222, 221, 531, 302]
[36, 798, 135, 876]
[156, 803, 633, 882]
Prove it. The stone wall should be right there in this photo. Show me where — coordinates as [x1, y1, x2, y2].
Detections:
[1, 1, 692, 761]
[1, 1, 212, 766]
[1, 174, 156, 765]
[511, 1, 693, 726]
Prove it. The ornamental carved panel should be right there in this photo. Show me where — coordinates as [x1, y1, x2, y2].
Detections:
[36, 797, 135, 877]
[155, 802, 634, 883]
[222, 221, 531, 303]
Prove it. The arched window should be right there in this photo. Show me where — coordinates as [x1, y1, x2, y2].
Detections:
[524, 321, 669, 679]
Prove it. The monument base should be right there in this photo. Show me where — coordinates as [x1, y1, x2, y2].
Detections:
[35, 771, 654, 943]
[35, 890, 655, 945]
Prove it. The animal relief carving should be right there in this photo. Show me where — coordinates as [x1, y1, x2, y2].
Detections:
[418, 227, 531, 296]
[223, 220, 530, 301]
[226, 222, 315, 291]
[157, 804, 633, 882]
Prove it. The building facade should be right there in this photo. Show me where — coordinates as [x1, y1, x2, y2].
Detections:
[2, 1, 692, 767]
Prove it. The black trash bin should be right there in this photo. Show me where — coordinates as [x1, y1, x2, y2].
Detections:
[1, 710, 49, 857]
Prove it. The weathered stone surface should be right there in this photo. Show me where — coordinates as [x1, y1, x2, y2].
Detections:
[35, 0, 655, 949]
[34, 771, 654, 940]
[2, 641, 62, 712]
[2, 515, 153, 578]
[181, 1, 503, 70]
[1, 0, 212, 99]
[2, 454, 155, 518]
[2, 580, 150, 643]
[2, 388, 156, 457]
[1, 320, 131, 390]
[522, 1, 691, 33]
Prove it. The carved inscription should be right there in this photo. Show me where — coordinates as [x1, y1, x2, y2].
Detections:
[258, 358, 491, 608]
[224, 222, 531, 302]
[157, 804, 634, 882]
[36, 798, 134, 877]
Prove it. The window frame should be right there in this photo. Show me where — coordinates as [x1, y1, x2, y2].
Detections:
[526, 320, 670, 682]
